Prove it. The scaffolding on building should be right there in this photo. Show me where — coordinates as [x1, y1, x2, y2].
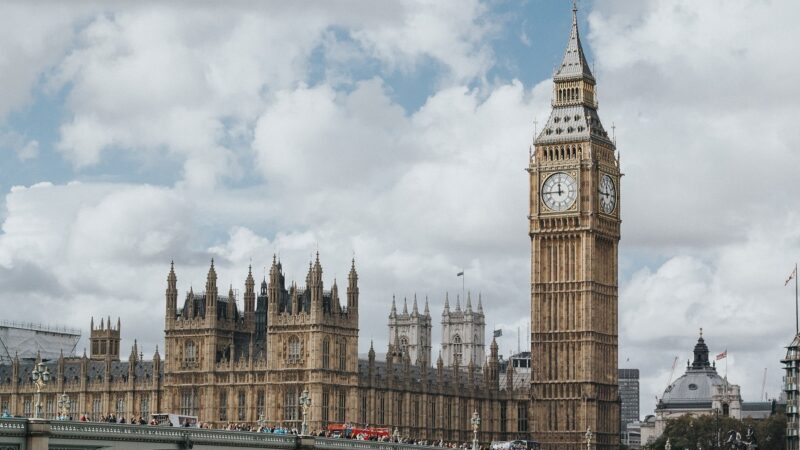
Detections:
[0, 320, 81, 363]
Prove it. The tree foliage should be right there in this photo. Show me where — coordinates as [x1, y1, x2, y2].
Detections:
[645, 414, 786, 450]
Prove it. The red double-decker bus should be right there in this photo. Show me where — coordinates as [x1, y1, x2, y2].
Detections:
[326, 423, 391, 440]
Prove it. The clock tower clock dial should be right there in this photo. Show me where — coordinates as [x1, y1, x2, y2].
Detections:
[542, 172, 578, 212]
[528, 4, 621, 450]
[599, 174, 616, 214]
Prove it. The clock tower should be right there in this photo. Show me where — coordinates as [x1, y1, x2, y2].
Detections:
[529, 4, 620, 450]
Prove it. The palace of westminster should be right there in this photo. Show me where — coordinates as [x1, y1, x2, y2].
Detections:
[0, 6, 622, 450]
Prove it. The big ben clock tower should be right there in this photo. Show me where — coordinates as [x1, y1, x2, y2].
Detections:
[529, 4, 620, 450]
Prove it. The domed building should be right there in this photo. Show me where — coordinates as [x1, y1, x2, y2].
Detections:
[641, 331, 742, 444]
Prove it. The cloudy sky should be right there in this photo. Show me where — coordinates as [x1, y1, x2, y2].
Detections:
[1, 0, 799, 419]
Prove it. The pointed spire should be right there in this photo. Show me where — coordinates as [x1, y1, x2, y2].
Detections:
[368, 340, 376, 361]
[424, 296, 430, 316]
[390, 295, 397, 318]
[554, 0, 594, 82]
[412, 294, 419, 316]
[402, 297, 408, 315]
[466, 291, 472, 312]
[153, 345, 160, 360]
[477, 293, 483, 313]
[455, 294, 461, 311]
[209, 258, 216, 277]
[168, 260, 177, 284]
[443, 292, 450, 314]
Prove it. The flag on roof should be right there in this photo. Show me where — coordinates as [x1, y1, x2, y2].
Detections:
[787, 266, 797, 286]
[493, 329, 502, 338]
[716, 350, 727, 360]
[457, 271, 464, 277]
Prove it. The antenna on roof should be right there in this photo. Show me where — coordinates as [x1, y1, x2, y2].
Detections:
[611, 122, 617, 145]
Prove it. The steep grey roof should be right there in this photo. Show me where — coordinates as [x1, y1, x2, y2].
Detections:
[554, 5, 594, 82]
[357, 359, 485, 388]
[0, 359, 161, 386]
[534, 105, 611, 145]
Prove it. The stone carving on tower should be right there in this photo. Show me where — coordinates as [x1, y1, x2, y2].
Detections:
[441, 292, 485, 367]
[529, 4, 621, 450]
[388, 294, 432, 367]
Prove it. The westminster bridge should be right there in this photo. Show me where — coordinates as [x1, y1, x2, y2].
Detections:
[0, 419, 432, 450]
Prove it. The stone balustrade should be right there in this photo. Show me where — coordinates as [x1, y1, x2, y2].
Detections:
[0, 419, 441, 450]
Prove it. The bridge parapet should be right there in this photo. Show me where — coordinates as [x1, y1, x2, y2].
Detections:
[0, 419, 436, 450]
[315, 437, 431, 450]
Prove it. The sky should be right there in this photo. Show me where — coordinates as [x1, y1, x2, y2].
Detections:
[1, 0, 799, 420]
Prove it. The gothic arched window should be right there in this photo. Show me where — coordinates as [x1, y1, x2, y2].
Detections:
[338, 339, 347, 371]
[453, 335, 463, 364]
[287, 336, 301, 364]
[400, 336, 409, 352]
[185, 341, 196, 363]
[322, 337, 330, 369]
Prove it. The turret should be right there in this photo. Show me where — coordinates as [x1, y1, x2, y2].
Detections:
[268, 255, 283, 315]
[465, 291, 472, 313]
[402, 298, 408, 316]
[331, 280, 341, 313]
[128, 340, 138, 382]
[206, 259, 218, 324]
[486, 337, 499, 390]
[166, 261, 178, 319]
[347, 258, 359, 310]
[90, 316, 121, 361]
[477, 293, 483, 314]
[505, 355, 515, 391]
[443, 292, 450, 315]
[244, 264, 255, 319]
[186, 288, 195, 318]
[390, 296, 397, 319]
[412, 295, 419, 317]
[152, 345, 161, 384]
[227, 285, 236, 320]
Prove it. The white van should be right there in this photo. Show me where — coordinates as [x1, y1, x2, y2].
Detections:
[150, 413, 199, 428]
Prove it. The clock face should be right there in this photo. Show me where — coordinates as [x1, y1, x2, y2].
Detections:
[599, 174, 616, 214]
[541, 172, 578, 212]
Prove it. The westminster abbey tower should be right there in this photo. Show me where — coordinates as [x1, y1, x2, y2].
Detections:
[529, 4, 621, 450]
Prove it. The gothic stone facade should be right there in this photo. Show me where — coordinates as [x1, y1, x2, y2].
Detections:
[0, 257, 530, 443]
[529, 5, 621, 450]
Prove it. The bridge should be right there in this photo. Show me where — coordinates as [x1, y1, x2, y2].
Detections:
[0, 418, 432, 450]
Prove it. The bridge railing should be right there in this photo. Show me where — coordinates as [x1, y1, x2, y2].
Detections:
[1, 419, 440, 450]
[0, 418, 27, 436]
[48, 420, 298, 446]
[315, 437, 439, 450]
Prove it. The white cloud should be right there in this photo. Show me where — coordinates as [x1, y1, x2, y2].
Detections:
[34, 2, 496, 187]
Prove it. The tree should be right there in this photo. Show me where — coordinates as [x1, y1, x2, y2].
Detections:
[645, 413, 786, 450]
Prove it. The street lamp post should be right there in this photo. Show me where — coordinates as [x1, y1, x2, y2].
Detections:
[31, 362, 50, 419]
[471, 410, 481, 450]
[299, 388, 311, 436]
[57, 393, 71, 420]
[585, 427, 593, 450]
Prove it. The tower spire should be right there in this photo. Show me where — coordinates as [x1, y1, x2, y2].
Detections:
[554, 0, 594, 83]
